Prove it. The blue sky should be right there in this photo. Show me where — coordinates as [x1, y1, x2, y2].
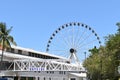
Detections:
[0, 0, 120, 60]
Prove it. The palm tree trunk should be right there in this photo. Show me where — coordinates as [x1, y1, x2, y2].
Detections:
[0, 40, 5, 70]
[1, 40, 5, 62]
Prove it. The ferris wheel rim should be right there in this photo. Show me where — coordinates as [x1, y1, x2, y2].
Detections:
[46, 22, 102, 65]
[46, 22, 101, 52]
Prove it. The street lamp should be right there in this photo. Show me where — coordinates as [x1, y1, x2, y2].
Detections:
[100, 59, 102, 80]
[84, 52, 88, 79]
[118, 66, 120, 74]
[84, 52, 86, 61]
[84, 52, 87, 72]
[99, 46, 103, 80]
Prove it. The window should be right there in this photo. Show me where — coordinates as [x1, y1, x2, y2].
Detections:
[31, 53, 34, 57]
[6, 48, 11, 52]
[71, 78, 76, 80]
[64, 71, 66, 74]
[28, 52, 32, 56]
[63, 78, 65, 80]
[35, 54, 38, 57]
[38, 77, 40, 80]
[11, 48, 14, 53]
[44, 77, 45, 80]
[59, 71, 63, 74]
[18, 50, 22, 54]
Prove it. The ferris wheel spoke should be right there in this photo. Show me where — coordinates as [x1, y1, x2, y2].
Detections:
[58, 36, 66, 47]
[50, 50, 69, 57]
[52, 29, 71, 49]
[77, 32, 94, 47]
[52, 50, 66, 52]
[76, 39, 98, 50]
[50, 50, 68, 52]
[49, 42, 66, 50]
[74, 28, 88, 48]
[74, 26, 81, 48]
[58, 29, 72, 48]
[72, 26, 75, 48]
[65, 26, 74, 47]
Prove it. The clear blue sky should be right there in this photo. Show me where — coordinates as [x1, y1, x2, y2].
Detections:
[0, 0, 120, 60]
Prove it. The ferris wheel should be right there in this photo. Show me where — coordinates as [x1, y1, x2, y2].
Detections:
[46, 22, 101, 64]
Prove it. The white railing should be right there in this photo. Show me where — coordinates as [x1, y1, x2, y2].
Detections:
[7, 59, 84, 72]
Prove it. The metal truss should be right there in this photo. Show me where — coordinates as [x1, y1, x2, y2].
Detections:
[7, 59, 84, 72]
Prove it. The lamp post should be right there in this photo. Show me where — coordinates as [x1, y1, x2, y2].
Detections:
[118, 66, 120, 74]
[100, 49, 103, 80]
[100, 59, 102, 80]
[84, 52, 86, 62]
[99, 47, 102, 80]
[84, 52, 88, 79]
[84, 52, 86, 70]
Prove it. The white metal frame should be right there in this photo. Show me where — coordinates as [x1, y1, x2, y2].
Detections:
[7, 59, 84, 72]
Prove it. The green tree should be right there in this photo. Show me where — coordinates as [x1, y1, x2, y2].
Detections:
[0, 22, 16, 62]
[84, 47, 101, 80]
[104, 35, 120, 79]
[84, 22, 120, 80]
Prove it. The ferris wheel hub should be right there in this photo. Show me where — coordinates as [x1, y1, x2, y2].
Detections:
[70, 48, 76, 53]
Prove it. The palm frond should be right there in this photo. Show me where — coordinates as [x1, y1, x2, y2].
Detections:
[0, 22, 17, 62]
[12, 41, 17, 46]
[7, 36, 17, 46]
[0, 39, 4, 46]
[8, 36, 13, 42]
[6, 27, 12, 35]
[5, 39, 11, 48]
[0, 23, 6, 33]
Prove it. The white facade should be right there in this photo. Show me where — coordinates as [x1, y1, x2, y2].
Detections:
[0, 46, 86, 80]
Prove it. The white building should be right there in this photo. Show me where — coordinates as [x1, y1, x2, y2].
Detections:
[0, 45, 86, 80]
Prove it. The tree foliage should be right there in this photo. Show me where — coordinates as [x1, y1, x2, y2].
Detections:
[0, 22, 17, 62]
[83, 23, 120, 80]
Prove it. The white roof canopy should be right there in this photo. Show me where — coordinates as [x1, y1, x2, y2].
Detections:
[70, 73, 87, 78]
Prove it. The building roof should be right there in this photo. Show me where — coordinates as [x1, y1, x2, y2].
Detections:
[70, 73, 87, 78]
[1, 45, 69, 61]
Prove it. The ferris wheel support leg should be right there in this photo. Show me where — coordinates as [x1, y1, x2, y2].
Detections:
[73, 53, 80, 65]
[68, 52, 81, 66]
[68, 53, 73, 63]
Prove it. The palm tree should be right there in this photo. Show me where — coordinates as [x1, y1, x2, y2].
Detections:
[0, 22, 17, 62]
